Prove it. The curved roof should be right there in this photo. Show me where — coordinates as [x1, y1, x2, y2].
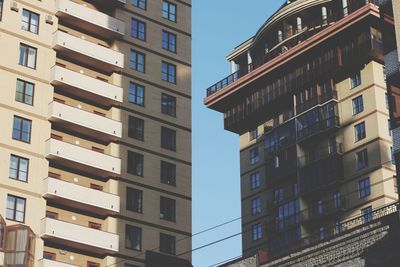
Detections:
[227, 0, 332, 60]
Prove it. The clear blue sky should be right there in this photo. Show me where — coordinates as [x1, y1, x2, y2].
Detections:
[192, 1, 284, 267]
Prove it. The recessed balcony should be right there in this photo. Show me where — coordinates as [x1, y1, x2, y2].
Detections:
[39, 259, 80, 267]
[301, 198, 347, 225]
[55, 0, 125, 38]
[45, 138, 121, 178]
[53, 31, 124, 72]
[42, 177, 120, 215]
[48, 101, 122, 142]
[50, 66, 122, 106]
[40, 218, 119, 254]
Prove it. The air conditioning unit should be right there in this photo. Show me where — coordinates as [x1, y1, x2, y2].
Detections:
[45, 15, 54, 25]
[10, 1, 19, 12]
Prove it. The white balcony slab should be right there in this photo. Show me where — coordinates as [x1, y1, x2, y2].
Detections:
[41, 218, 119, 254]
[45, 138, 121, 177]
[43, 177, 120, 215]
[53, 31, 124, 72]
[56, 0, 125, 38]
[48, 101, 122, 141]
[39, 259, 80, 267]
[50, 66, 123, 106]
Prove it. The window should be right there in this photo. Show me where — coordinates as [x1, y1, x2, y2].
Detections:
[128, 116, 144, 141]
[0, 0, 3, 21]
[126, 187, 143, 213]
[162, 30, 176, 53]
[21, 9, 39, 34]
[391, 146, 395, 165]
[386, 93, 389, 110]
[252, 223, 262, 241]
[293, 183, 299, 196]
[9, 155, 29, 182]
[12, 116, 31, 143]
[335, 219, 342, 234]
[162, 1, 177, 22]
[125, 225, 142, 251]
[356, 149, 368, 170]
[161, 161, 176, 186]
[250, 172, 260, 190]
[161, 93, 176, 117]
[88, 222, 101, 230]
[43, 252, 56, 260]
[130, 50, 145, 72]
[162, 61, 176, 84]
[87, 262, 100, 267]
[19, 44, 37, 69]
[45, 211, 58, 219]
[3, 225, 35, 266]
[160, 196, 176, 222]
[6, 195, 26, 222]
[16, 79, 34, 105]
[250, 128, 258, 141]
[359, 177, 371, 198]
[160, 233, 176, 255]
[251, 197, 261, 215]
[319, 227, 325, 240]
[132, 0, 146, 9]
[361, 206, 373, 223]
[354, 122, 366, 142]
[127, 151, 144, 176]
[273, 188, 284, 203]
[129, 82, 144, 106]
[351, 71, 361, 88]
[333, 192, 341, 209]
[250, 148, 260, 165]
[352, 95, 364, 115]
[316, 200, 323, 215]
[131, 18, 146, 41]
[161, 127, 176, 151]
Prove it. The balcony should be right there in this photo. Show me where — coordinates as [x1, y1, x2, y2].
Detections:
[53, 31, 124, 72]
[39, 259, 80, 267]
[265, 146, 298, 185]
[48, 101, 122, 142]
[385, 50, 400, 81]
[301, 198, 347, 225]
[45, 138, 121, 178]
[42, 177, 120, 215]
[296, 91, 338, 115]
[50, 66, 122, 106]
[299, 151, 344, 196]
[40, 218, 119, 254]
[55, 0, 125, 38]
[297, 116, 340, 143]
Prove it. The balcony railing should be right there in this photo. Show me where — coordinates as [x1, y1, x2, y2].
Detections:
[297, 116, 340, 142]
[301, 198, 347, 225]
[40, 218, 119, 254]
[205, 0, 379, 98]
[42, 177, 120, 215]
[296, 91, 338, 115]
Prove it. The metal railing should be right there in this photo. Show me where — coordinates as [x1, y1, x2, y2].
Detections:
[297, 116, 340, 141]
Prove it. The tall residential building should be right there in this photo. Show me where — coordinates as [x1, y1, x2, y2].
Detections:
[205, 0, 399, 264]
[0, 0, 192, 267]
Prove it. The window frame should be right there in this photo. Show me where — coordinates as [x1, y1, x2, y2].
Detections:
[351, 71, 361, 89]
[6, 195, 26, 223]
[160, 196, 176, 222]
[131, 18, 146, 41]
[129, 82, 145, 107]
[9, 154, 29, 182]
[251, 197, 261, 215]
[162, 30, 177, 53]
[12, 116, 32, 143]
[129, 49, 145, 73]
[352, 95, 364, 115]
[356, 149, 368, 170]
[131, 0, 146, 10]
[252, 223, 262, 241]
[125, 224, 142, 251]
[16, 79, 34, 106]
[161, 93, 176, 117]
[160, 233, 176, 255]
[0, 0, 3, 21]
[126, 187, 143, 213]
[161, 161, 176, 186]
[128, 116, 144, 141]
[127, 151, 144, 177]
[161, 61, 176, 84]
[354, 121, 366, 142]
[359, 177, 371, 198]
[162, 1, 177, 22]
[250, 147, 260, 165]
[250, 172, 260, 190]
[19, 43, 37, 69]
[161, 126, 176, 151]
[21, 9, 40, 34]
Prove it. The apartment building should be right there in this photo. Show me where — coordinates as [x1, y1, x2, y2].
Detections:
[205, 0, 399, 264]
[0, 0, 192, 267]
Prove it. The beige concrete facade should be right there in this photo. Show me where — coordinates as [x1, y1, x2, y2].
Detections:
[0, 0, 191, 266]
